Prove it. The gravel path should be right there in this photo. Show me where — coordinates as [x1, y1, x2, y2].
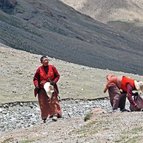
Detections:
[0, 99, 112, 133]
[1, 99, 143, 143]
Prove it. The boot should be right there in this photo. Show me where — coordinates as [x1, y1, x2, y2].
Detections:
[52, 115, 57, 121]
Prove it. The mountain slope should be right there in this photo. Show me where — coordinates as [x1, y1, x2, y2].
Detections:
[0, 0, 143, 74]
[61, 0, 143, 40]
[61, 0, 143, 23]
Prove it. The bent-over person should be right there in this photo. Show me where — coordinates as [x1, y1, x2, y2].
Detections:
[104, 74, 143, 111]
[33, 56, 62, 122]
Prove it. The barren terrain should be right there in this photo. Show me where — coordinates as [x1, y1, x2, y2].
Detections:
[1, 44, 143, 143]
[61, 0, 143, 39]
[1, 0, 143, 142]
[61, 0, 143, 23]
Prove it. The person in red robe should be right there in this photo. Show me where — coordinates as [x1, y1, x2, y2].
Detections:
[104, 74, 143, 111]
[33, 56, 62, 122]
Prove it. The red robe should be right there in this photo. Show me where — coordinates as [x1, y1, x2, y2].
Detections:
[121, 76, 137, 106]
[33, 65, 62, 120]
[121, 76, 135, 92]
[105, 75, 137, 107]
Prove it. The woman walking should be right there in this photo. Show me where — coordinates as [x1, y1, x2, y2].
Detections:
[33, 56, 62, 122]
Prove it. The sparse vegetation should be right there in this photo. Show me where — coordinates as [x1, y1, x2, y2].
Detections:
[20, 140, 34, 143]
[84, 111, 93, 121]
[1, 138, 14, 143]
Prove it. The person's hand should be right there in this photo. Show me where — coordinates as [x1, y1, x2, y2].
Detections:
[35, 86, 39, 90]
[134, 104, 140, 111]
[103, 88, 107, 93]
[50, 81, 55, 86]
[40, 80, 47, 85]
[34, 86, 40, 97]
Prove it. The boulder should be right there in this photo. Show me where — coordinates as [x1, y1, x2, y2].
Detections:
[91, 108, 107, 115]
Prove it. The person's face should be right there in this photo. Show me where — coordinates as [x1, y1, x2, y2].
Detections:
[42, 58, 49, 66]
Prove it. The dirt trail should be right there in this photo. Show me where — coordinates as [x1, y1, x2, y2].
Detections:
[1, 111, 143, 143]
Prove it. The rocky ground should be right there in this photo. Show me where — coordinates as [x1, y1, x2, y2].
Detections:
[1, 44, 143, 143]
[1, 99, 143, 143]
[0, 99, 110, 133]
[1, 1, 143, 142]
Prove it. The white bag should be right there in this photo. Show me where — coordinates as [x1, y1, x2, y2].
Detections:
[130, 94, 143, 111]
[44, 82, 54, 98]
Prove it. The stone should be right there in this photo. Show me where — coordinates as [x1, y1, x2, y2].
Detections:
[0, 99, 114, 132]
[0, 108, 3, 113]
[91, 107, 107, 114]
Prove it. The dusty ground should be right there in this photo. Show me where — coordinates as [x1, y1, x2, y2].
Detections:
[1, 44, 143, 143]
[1, 111, 143, 143]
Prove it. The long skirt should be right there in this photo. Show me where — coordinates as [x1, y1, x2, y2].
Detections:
[108, 84, 126, 110]
[38, 89, 62, 120]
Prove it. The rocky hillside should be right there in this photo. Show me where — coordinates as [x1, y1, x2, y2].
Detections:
[61, 0, 143, 40]
[61, 0, 143, 23]
[0, 0, 143, 74]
